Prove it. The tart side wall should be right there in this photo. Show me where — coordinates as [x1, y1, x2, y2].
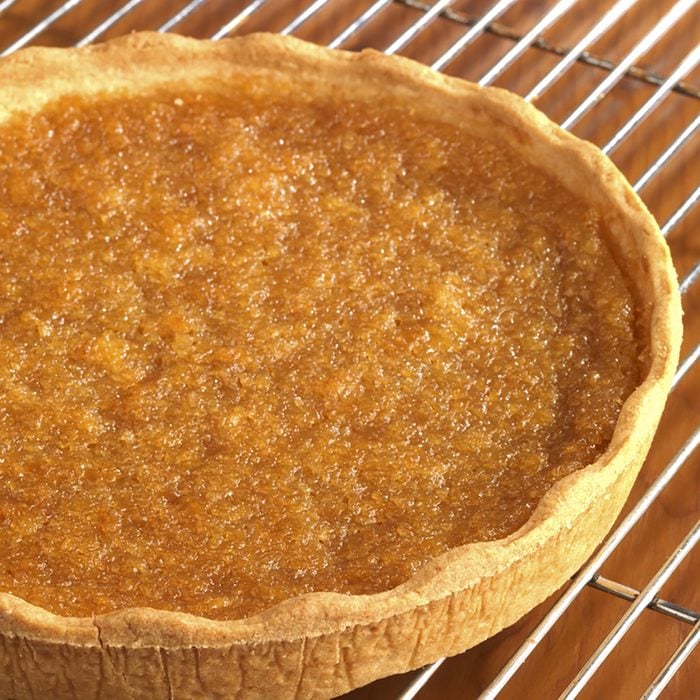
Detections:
[0, 443, 646, 699]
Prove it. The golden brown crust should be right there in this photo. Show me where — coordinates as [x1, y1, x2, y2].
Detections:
[0, 32, 682, 699]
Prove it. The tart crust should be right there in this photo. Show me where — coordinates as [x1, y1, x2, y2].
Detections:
[0, 32, 682, 699]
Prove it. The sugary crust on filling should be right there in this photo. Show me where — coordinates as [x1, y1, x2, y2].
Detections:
[0, 82, 639, 619]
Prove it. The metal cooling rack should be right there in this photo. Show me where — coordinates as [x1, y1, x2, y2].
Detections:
[0, 1, 697, 698]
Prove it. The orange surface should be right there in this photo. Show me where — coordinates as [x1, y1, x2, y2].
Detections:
[0, 85, 637, 619]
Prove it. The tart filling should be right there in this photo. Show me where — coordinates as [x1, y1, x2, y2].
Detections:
[0, 81, 639, 620]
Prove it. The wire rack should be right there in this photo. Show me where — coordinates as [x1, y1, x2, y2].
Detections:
[0, 1, 697, 698]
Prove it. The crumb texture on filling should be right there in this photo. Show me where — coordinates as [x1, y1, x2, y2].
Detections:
[0, 84, 638, 619]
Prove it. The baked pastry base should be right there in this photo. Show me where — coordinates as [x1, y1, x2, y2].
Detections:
[0, 32, 682, 699]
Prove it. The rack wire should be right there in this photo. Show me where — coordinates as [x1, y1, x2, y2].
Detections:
[0, 1, 697, 698]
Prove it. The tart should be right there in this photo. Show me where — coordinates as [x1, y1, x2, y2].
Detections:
[0, 33, 681, 699]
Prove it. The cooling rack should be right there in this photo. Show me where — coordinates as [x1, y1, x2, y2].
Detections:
[0, 1, 697, 698]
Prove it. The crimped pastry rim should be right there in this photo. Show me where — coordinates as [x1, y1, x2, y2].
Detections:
[0, 32, 682, 656]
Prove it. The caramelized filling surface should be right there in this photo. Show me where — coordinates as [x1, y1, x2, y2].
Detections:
[0, 84, 639, 619]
